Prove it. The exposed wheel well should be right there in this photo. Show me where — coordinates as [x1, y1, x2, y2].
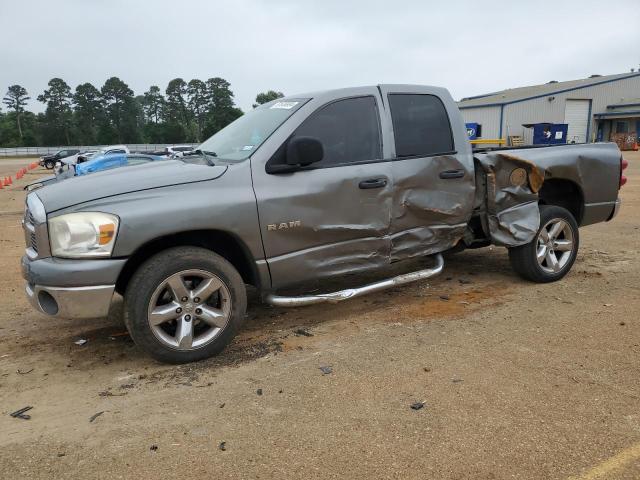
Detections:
[538, 179, 584, 225]
[115, 230, 259, 295]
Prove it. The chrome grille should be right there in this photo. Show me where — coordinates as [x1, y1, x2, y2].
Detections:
[30, 231, 38, 253]
[23, 194, 48, 259]
[23, 206, 38, 257]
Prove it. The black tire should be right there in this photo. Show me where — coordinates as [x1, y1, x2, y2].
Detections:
[44, 160, 55, 169]
[508, 205, 579, 283]
[124, 247, 247, 364]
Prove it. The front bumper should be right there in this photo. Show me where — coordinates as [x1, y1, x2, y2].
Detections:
[25, 283, 115, 318]
[22, 255, 126, 319]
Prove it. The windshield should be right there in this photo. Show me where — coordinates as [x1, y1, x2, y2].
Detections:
[197, 99, 308, 162]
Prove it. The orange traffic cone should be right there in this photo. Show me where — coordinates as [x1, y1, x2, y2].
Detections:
[634, 142, 638, 151]
[2, 177, 8, 187]
[8, 176, 12, 185]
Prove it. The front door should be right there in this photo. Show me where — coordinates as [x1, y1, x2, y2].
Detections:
[252, 93, 393, 290]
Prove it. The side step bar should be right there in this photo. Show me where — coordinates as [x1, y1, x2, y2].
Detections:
[265, 253, 444, 307]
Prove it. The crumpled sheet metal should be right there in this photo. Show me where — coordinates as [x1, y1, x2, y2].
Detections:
[476, 152, 545, 247]
[389, 154, 476, 261]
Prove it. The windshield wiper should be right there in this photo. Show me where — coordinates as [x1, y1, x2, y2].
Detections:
[193, 149, 217, 166]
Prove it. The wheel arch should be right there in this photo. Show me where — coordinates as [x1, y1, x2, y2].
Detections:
[115, 229, 260, 295]
[538, 178, 584, 225]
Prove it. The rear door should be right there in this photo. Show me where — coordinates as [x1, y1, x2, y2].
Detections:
[252, 91, 394, 289]
[378, 85, 476, 261]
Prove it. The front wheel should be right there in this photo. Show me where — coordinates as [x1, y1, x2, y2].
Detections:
[44, 160, 55, 169]
[508, 205, 579, 283]
[124, 247, 247, 363]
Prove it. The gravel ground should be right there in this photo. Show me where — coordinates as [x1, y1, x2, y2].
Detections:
[0, 153, 638, 479]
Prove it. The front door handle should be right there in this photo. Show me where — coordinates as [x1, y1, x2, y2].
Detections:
[359, 178, 388, 189]
[439, 169, 465, 179]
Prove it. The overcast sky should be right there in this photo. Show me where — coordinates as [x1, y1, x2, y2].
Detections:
[3, 0, 639, 113]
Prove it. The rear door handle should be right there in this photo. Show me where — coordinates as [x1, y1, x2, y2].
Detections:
[439, 169, 465, 179]
[359, 178, 387, 189]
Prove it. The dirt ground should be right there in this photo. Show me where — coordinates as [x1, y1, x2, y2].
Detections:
[0, 153, 638, 479]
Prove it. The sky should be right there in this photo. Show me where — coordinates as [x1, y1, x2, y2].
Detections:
[2, 0, 639, 113]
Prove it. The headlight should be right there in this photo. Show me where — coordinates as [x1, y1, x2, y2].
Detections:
[49, 212, 119, 258]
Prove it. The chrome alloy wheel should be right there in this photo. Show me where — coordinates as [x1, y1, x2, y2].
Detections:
[536, 218, 575, 274]
[147, 269, 231, 350]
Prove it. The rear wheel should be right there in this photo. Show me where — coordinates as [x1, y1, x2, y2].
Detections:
[124, 247, 247, 363]
[508, 205, 579, 283]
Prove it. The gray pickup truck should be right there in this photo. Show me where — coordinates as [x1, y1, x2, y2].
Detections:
[21, 85, 626, 363]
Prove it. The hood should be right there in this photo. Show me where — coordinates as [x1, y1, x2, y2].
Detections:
[35, 159, 228, 212]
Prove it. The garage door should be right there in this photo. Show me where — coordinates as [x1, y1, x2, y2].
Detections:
[564, 99, 590, 143]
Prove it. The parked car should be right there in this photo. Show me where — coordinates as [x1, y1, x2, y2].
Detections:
[25, 153, 164, 190]
[75, 153, 163, 176]
[75, 145, 129, 164]
[40, 149, 80, 169]
[21, 85, 626, 363]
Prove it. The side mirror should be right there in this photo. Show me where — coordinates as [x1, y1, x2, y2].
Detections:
[286, 136, 323, 167]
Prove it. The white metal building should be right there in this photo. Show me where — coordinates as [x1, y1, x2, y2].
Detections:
[458, 72, 640, 145]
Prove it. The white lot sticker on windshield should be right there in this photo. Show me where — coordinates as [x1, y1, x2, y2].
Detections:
[270, 101, 299, 109]
[242, 145, 254, 151]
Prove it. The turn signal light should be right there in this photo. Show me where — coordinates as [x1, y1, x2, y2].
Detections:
[98, 224, 115, 245]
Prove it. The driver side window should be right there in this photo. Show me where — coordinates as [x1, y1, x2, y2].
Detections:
[292, 96, 382, 167]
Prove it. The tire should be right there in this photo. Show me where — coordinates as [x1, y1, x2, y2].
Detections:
[508, 205, 579, 283]
[124, 247, 247, 364]
[44, 160, 55, 169]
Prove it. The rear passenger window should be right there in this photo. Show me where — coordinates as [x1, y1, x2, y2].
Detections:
[388, 94, 454, 157]
[293, 96, 382, 167]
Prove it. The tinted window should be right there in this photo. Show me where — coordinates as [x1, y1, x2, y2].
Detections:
[293, 96, 381, 167]
[388, 94, 454, 157]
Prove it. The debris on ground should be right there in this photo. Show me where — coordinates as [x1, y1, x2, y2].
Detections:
[439, 295, 450, 301]
[57, 453, 65, 457]
[603, 303, 613, 307]
[17, 368, 33, 374]
[219, 441, 226, 451]
[319, 366, 333, 375]
[10, 406, 33, 420]
[89, 411, 104, 423]
[150, 445, 158, 452]
[294, 328, 313, 337]
[256, 388, 263, 396]
[410, 401, 425, 410]
[423, 367, 432, 372]
[452, 378, 463, 383]
[459, 279, 473, 284]
[98, 390, 127, 397]
[74, 339, 88, 346]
